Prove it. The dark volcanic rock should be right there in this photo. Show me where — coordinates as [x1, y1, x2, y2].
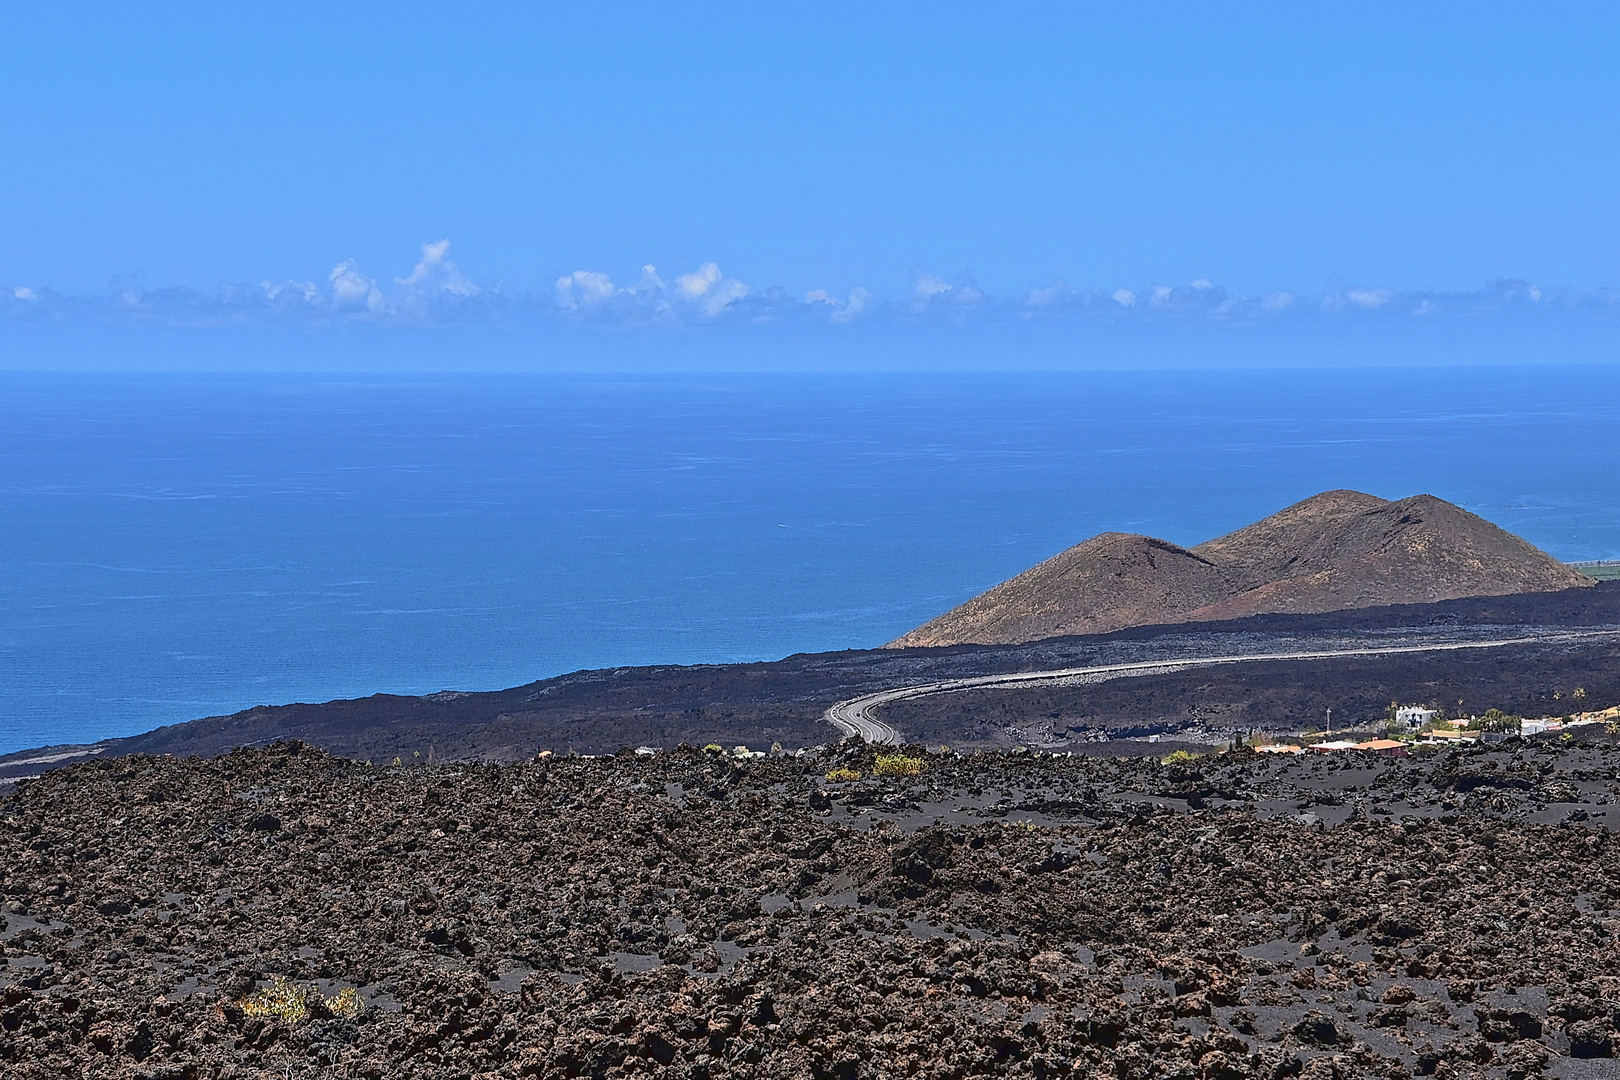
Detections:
[4, 585, 1619, 782]
[6, 740, 1620, 1076]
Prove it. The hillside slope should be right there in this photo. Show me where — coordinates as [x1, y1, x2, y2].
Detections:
[889, 490, 1593, 647]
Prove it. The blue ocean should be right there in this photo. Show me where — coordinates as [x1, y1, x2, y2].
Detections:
[2, 367, 1617, 755]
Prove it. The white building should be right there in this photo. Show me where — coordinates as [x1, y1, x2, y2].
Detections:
[1307, 740, 1362, 753]
[1396, 706, 1438, 729]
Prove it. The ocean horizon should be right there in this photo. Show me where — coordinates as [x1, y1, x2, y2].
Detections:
[2, 365, 1617, 756]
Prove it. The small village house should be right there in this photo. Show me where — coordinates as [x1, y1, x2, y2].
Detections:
[1307, 740, 1362, 753]
[1353, 738, 1409, 758]
[1396, 705, 1438, 729]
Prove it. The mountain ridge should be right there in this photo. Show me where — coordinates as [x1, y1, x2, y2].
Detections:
[888, 490, 1595, 648]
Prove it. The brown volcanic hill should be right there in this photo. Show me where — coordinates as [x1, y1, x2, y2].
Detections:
[889, 490, 1595, 647]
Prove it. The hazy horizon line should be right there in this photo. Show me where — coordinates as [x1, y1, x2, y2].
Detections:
[8, 241, 1620, 333]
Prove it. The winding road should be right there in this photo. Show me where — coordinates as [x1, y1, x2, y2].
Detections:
[823, 629, 1620, 745]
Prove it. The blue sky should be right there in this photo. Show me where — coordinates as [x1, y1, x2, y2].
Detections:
[4, 3, 1620, 367]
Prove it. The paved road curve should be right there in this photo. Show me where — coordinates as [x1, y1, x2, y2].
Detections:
[823, 629, 1620, 746]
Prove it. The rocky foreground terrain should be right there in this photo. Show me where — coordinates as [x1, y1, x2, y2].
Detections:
[9, 737, 1620, 1078]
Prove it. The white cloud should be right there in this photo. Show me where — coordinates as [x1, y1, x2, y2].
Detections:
[553, 262, 749, 317]
[913, 272, 952, 300]
[807, 285, 873, 322]
[13, 286, 36, 301]
[260, 280, 319, 304]
[634, 265, 666, 294]
[1261, 291, 1294, 312]
[839, 286, 873, 322]
[911, 271, 984, 308]
[329, 260, 384, 312]
[1191, 278, 1215, 290]
[1111, 289, 1136, 307]
[1346, 287, 1394, 309]
[696, 277, 749, 316]
[629, 265, 673, 315]
[675, 262, 723, 300]
[1025, 283, 1072, 307]
[397, 240, 477, 297]
[672, 262, 749, 315]
[556, 270, 617, 309]
[1485, 279, 1543, 304]
[1150, 285, 1172, 305]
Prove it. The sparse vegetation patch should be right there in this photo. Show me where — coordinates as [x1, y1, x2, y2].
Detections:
[238, 976, 362, 1025]
[872, 753, 927, 777]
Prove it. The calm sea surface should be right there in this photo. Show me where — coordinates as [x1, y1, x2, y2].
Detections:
[2, 367, 1617, 754]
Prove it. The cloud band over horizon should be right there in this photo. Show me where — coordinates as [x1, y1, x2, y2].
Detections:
[6, 240, 1619, 326]
[4, 241, 1620, 371]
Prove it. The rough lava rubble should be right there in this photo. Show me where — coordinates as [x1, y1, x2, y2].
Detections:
[9, 737, 1620, 1078]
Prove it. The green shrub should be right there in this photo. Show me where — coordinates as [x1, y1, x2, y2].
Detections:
[873, 754, 926, 778]
[824, 767, 862, 782]
[239, 978, 362, 1025]
[1161, 749, 1202, 766]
